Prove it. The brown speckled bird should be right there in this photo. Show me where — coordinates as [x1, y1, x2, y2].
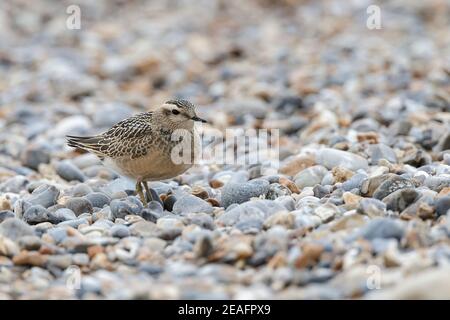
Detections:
[67, 99, 207, 204]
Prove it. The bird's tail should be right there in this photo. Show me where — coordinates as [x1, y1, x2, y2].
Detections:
[66, 135, 104, 156]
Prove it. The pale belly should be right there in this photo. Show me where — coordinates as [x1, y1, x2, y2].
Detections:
[104, 153, 193, 181]
[103, 130, 201, 181]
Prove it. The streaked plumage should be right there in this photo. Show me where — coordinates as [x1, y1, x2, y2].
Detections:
[66, 99, 207, 204]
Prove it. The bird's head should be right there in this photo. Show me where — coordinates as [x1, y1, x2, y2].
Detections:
[157, 99, 207, 128]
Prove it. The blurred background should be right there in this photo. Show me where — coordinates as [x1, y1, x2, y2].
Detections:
[0, 0, 449, 300]
[1, 0, 448, 134]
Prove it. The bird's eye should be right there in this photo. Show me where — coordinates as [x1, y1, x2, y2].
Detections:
[171, 109, 180, 115]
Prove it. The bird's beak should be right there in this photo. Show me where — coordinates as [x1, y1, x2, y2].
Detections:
[191, 116, 208, 123]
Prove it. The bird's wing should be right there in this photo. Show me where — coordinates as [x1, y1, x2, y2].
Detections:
[67, 112, 154, 159]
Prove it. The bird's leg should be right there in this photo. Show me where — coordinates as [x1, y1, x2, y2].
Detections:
[143, 181, 154, 203]
[136, 181, 147, 205]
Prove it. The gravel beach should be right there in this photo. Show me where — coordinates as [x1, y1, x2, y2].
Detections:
[0, 0, 449, 299]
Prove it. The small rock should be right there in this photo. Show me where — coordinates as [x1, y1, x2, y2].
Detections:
[110, 196, 143, 219]
[48, 208, 77, 224]
[0, 210, 15, 223]
[55, 160, 86, 182]
[360, 218, 404, 241]
[172, 194, 213, 215]
[110, 224, 130, 238]
[294, 165, 328, 189]
[372, 176, 415, 200]
[436, 196, 450, 216]
[221, 179, 270, 208]
[65, 197, 94, 216]
[0, 176, 29, 193]
[71, 184, 93, 197]
[368, 144, 397, 164]
[13, 251, 48, 267]
[357, 198, 386, 217]
[23, 205, 50, 224]
[382, 188, 420, 212]
[0, 218, 34, 240]
[316, 148, 368, 170]
[20, 145, 50, 170]
[26, 184, 60, 208]
[84, 192, 111, 208]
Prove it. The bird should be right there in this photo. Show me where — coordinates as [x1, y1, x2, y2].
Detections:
[66, 99, 207, 205]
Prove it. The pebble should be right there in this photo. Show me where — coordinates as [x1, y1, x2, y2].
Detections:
[55, 160, 86, 182]
[221, 179, 270, 208]
[0, 176, 29, 193]
[359, 218, 404, 241]
[26, 184, 60, 208]
[20, 145, 50, 170]
[110, 197, 143, 219]
[23, 205, 50, 225]
[84, 192, 111, 208]
[64, 197, 94, 216]
[382, 188, 420, 212]
[172, 194, 213, 215]
[48, 208, 77, 224]
[316, 148, 368, 171]
[368, 144, 397, 164]
[294, 165, 329, 189]
[0, 218, 35, 241]
[357, 198, 386, 217]
[110, 224, 131, 238]
[0, 210, 15, 223]
[435, 196, 450, 216]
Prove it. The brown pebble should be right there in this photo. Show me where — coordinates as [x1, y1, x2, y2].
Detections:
[13, 251, 48, 267]
[295, 243, 324, 269]
[279, 177, 300, 194]
[206, 198, 220, 207]
[87, 245, 104, 258]
[357, 131, 379, 144]
[209, 179, 224, 189]
[279, 155, 315, 176]
[191, 186, 209, 199]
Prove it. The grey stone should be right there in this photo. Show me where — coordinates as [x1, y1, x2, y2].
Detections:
[0, 210, 15, 223]
[0, 218, 34, 240]
[55, 160, 86, 182]
[172, 194, 213, 215]
[372, 176, 415, 200]
[294, 165, 328, 189]
[369, 144, 397, 164]
[93, 102, 134, 127]
[0, 176, 29, 193]
[266, 183, 291, 200]
[71, 184, 93, 197]
[65, 197, 93, 216]
[218, 200, 286, 226]
[183, 212, 215, 230]
[341, 173, 367, 191]
[110, 224, 131, 238]
[84, 192, 111, 208]
[48, 208, 77, 224]
[382, 188, 420, 212]
[436, 196, 450, 216]
[357, 198, 386, 216]
[316, 148, 368, 170]
[221, 179, 270, 208]
[58, 217, 89, 229]
[20, 145, 50, 170]
[424, 176, 450, 193]
[360, 218, 404, 241]
[110, 196, 143, 219]
[23, 205, 50, 224]
[26, 184, 60, 208]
